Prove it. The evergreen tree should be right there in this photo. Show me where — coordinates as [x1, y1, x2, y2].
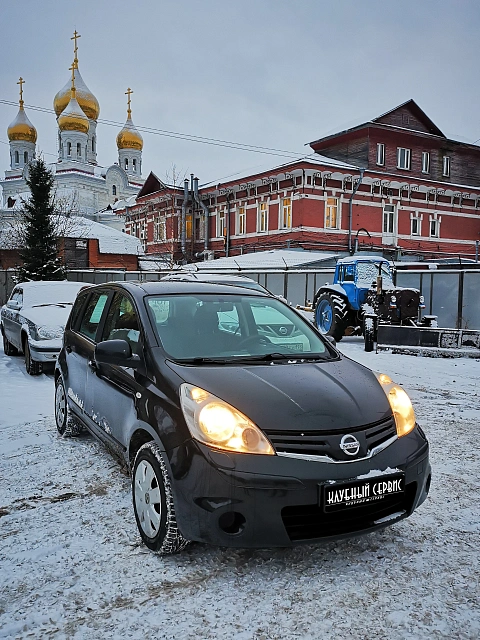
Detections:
[18, 157, 65, 281]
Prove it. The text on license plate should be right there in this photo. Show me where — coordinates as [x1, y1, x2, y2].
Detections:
[322, 474, 405, 512]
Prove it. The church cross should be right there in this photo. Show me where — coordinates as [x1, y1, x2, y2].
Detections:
[17, 77, 24, 107]
[126, 88, 133, 116]
[69, 63, 77, 96]
[71, 30, 81, 67]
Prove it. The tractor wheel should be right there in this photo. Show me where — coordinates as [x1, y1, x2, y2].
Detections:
[314, 293, 348, 341]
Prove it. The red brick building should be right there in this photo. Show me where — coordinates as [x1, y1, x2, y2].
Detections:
[123, 101, 480, 263]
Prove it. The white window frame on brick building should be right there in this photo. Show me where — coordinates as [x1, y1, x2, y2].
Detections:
[257, 201, 268, 233]
[422, 152, 430, 174]
[217, 207, 226, 238]
[410, 212, 422, 236]
[153, 216, 166, 242]
[237, 205, 246, 236]
[280, 197, 292, 229]
[376, 143, 385, 166]
[442, 156, 451, 177]
[397, 147, 411, 170]
[429, 213, 441, 238]
[325, 196, 339, 229]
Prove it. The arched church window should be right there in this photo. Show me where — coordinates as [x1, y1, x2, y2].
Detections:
[77, 143, 81, 158]
[15, 150, 19, 164]
[112, 185, 117, 196]
[125, 159, 129, 170]
[92, 137, 95, 153]
[24, 151, 28, 164]
[133, 159, 137, 172]
[67, 142, 72, 156]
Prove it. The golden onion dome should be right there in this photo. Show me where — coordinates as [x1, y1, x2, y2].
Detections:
[54, 67, 99, 121]
[58, 89, 90, 134]
[7, 105, 37, 144]
[117, 116, 143, 151]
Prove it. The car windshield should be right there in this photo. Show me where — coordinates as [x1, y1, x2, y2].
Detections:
[356, 262, 393, 288]
[146, 293, 331, 362]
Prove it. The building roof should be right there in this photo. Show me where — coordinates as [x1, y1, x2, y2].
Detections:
[194, 249, 339, 271]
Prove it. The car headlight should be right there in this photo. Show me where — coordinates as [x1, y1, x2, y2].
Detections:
[36, 325, 64, 340]
[180, 383, 275, 455]
[375, 372, 416, 437]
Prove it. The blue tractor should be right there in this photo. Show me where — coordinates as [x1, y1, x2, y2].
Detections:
[313, 256, 425, 349]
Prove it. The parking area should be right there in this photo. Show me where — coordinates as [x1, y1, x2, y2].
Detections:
[0, 339, 479, 639]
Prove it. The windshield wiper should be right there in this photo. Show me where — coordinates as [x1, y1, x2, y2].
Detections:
[233, 352, 331, 363]
[173, 356, 232, 365]
[31, 302, 71, 308]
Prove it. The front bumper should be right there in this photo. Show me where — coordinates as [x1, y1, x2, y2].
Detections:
[28, 338, 62, 363]
[165, 425, 430, 548]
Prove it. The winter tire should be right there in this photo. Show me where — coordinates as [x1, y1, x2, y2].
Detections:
[24, 340, 42, 376]
[55, 377, 84, 437]
[132, 442, 189, 555]
[314, 293, 348, 341]
[2, 331, 18, 356]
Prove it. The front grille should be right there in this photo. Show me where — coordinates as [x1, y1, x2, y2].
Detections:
[264, 416, 396, 460]
[282, 482, 417, 541]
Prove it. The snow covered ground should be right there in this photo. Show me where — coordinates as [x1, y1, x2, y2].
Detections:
[0, 339, 479, 639]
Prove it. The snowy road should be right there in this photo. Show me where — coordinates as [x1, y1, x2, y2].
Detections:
[0, 340, 479, 639]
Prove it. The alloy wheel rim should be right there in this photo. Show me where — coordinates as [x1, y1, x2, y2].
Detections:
[55, 383, 66, 428]
[134, 459, 162, 538]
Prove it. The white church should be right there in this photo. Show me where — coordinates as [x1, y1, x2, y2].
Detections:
[0, 31, 144, 227]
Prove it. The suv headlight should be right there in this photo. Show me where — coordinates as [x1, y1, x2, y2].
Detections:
[375, 372, 416, 437]
[36, 325, 64, 340]
[180, 383, 274, 455]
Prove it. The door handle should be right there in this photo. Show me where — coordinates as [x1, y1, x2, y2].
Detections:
[66, 345, 72, 353]
[88, 359, 97, 371]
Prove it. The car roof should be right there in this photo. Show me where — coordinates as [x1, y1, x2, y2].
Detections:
[161, 273, 269, 291]
[85, 280, 268, 299]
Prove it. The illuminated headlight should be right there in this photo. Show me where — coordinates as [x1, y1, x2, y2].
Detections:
[36, 325, 64, 340]
[180, 383, 274, 455]
[375, 372, 416, 437]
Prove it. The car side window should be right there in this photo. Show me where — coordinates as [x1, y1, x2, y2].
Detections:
[69, 293, 89, 331]
[78, 292, 109, 341]
[102, 293, 140, 355]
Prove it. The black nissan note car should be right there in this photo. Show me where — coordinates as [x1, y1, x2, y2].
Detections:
[55, 281, 430, 554]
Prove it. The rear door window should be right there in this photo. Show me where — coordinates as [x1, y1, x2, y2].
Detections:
[78, 292, 109, 341]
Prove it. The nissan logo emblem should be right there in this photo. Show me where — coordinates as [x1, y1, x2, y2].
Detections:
[340, 434, 361, 456]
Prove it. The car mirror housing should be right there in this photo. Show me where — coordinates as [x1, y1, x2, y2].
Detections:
[7, 300, 21, 310]
[94, 339, 141, 368]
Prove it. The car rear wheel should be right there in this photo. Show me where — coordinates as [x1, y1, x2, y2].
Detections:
[24, 341, 42, 376]
[55, 377, 84, 437]
[314, 293, 348, 341]
[2, 332, 18, 356]
[132, 442, 189, 555]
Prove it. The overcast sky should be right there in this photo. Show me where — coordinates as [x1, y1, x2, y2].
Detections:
[1, 0, 479, 187]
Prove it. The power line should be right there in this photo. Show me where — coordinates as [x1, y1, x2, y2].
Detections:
[0, 99, 307, 160]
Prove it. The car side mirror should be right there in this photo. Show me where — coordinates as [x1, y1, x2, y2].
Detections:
[94, 339, 141, 368]
[7, 300, 21, 310]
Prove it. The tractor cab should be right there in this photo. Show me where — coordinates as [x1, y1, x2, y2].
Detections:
[334, 257, 394, 311]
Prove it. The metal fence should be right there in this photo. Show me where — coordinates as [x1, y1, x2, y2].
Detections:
[1, 267, 480, 330]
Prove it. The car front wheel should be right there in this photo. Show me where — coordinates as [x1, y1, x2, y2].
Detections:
[55, 377, 84, 437]
[132, 442, 189, 555]
[24, 340, 42, 376]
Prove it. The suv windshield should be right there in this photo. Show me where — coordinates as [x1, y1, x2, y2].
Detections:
[147, 294, 330, 361]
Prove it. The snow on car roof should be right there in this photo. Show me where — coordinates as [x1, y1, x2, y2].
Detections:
[14, 281, 87, 306]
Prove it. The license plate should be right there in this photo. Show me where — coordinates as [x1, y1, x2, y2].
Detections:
[322, 474, 405, 512]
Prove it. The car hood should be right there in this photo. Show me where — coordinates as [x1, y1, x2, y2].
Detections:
[14, 305, 72, 328]
[166, 357, 392, 432]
